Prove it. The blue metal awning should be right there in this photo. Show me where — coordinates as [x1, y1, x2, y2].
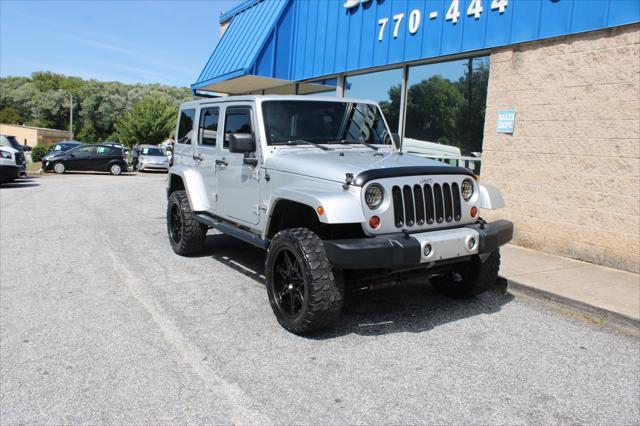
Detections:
[195, 0, 639, 95]
[192, 0, 290, 94]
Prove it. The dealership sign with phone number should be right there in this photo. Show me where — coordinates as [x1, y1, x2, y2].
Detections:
[284, 0, 639, 82]
[197, 0, 640, 88]
[367, 0, 510, 42]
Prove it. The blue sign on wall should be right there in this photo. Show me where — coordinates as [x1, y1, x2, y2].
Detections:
[496, 109, 516, 134]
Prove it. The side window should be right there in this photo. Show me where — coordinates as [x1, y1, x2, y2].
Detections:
[223, 107, 253, 149]
[177, 108, 196, 145]
[198, 107, 219, 147]
[96, 146, 112, 155]
[73, 146, 95, 156]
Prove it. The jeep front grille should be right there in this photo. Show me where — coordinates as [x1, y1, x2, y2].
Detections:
[391, 183, 462, 228]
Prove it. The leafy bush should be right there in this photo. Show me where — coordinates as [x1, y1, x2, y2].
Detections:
[31, 145, 49, 163]
[113, 94, 177, 146]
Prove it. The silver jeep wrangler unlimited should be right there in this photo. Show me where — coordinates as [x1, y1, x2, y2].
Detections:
[167, 95, 513, 334]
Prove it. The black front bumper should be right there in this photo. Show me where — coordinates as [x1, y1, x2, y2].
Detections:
[323, 220, 513, 270]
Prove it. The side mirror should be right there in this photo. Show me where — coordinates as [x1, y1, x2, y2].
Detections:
[229, 133, 254, 154]
[391, 133, 401, 148]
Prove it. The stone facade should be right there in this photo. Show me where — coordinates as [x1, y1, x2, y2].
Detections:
[481, 24, 640, 273]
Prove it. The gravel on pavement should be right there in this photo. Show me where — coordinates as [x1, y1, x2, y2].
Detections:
[1, 173, 639, 424]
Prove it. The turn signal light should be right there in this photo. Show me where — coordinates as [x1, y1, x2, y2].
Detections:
[317, 206, 325, 216]
[369, 215, 381, 229]
[470, 206, 478, 218]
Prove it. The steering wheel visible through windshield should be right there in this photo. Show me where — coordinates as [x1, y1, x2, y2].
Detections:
[262, 100, 392, 146]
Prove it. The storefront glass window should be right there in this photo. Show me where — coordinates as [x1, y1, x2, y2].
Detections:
[404, 57, 490, 156]
[344, 68, 402, 132]
[299, 78, 338, 96]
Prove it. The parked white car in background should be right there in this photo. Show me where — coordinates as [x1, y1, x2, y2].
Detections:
[0, 145, 26, 183]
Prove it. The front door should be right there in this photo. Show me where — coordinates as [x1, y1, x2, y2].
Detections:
[216, 105, 260, 225]
[194, 105, 220, 211]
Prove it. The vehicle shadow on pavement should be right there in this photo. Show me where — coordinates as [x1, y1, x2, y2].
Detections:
[202, 232, 515, 338]
[0, 177, 40, 188]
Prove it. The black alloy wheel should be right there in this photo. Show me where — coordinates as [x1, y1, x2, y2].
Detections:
[272, 247, 307, 318]
[170, 203, 183, 244]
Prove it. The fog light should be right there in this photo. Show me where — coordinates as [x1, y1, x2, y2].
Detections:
[467, 237, 476, 250]
[369, 215, 381, 229]
[423, 243, 432, 257]
[470, 206, 478, 218]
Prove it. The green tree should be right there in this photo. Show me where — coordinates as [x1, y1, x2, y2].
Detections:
[454, 59, 489, 154]
[0, 107, 24, 124]
[113, 95, 177, 146]
[379, 84, 402, 132]
[405, 75, 464, 147]
[0, 71, 190, 143]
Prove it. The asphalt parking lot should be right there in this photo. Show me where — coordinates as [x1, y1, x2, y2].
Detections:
[1, 173, 639, 424]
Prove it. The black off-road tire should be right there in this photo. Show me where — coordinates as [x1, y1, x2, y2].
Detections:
[431, 249, 501, 298]
[265, 228, 344, 335]
[167, 190, 207, 256]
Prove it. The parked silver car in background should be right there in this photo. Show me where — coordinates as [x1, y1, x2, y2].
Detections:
[137, 145, 170, 172]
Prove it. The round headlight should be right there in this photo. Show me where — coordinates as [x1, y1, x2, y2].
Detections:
[461, 179, 474, 201]
[365, 184, 384, 210]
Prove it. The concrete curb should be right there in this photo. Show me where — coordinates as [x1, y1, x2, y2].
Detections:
[506, 278, 640, 337]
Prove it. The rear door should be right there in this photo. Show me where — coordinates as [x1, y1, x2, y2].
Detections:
[216, 104, 260, 225]
[66, 145, 95, 170]
[195, 105, 221, 211]
[94, 145, 117, 171]
[174, 107, 196, 168]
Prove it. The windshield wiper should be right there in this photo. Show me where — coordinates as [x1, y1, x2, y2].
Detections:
[273, 139, 333, 151]
[337, 139, 380, 151]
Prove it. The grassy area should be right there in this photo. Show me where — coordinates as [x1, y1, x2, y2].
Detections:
[27, 162, 42, 173]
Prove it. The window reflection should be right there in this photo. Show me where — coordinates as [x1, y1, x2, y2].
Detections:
[345, 68, 402, 132]
[404, 57, 490, 156]
[299, 78, 338, 96]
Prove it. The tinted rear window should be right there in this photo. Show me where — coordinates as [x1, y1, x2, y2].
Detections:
[177, 109, 196, 145]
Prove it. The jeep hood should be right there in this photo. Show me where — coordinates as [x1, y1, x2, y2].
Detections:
[264, 149, 468, 185]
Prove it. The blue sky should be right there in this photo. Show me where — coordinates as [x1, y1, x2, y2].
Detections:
[0, 0, 241, 87]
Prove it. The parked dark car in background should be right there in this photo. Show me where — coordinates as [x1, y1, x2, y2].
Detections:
[42, 144, 128, 175]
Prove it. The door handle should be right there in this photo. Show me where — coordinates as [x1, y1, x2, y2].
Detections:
[215, 158, 228, 167]
[193, 153, 203, 161]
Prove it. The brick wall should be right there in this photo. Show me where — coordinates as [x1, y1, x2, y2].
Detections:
[480, 24, 640, 273]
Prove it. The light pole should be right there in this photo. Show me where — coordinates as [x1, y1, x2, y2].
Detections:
[69, 93, 74, 141]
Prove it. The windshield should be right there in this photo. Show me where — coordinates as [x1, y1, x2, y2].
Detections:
[262, 101, 392, 146]
[1, 135, 23, 151]
[54, 143, 75, 151]
[141, 147, 165, 156]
